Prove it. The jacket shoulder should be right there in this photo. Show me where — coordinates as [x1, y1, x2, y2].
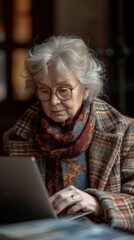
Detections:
[2, 101, 41, 154]
[94, 98, 134, 132]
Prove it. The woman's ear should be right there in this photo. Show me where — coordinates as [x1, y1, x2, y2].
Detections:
[83, 88, 90, 101]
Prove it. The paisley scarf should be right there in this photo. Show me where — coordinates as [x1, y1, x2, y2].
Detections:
[35, 100, 96, 196]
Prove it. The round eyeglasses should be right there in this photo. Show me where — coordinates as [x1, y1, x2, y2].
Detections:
[37, 82, 80, 102]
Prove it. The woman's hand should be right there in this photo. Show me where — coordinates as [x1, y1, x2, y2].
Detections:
[50, 185, 103, 216]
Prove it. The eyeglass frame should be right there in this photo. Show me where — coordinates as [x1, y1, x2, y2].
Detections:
[36, 82, 80, 102]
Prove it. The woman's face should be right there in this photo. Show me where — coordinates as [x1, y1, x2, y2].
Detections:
[37, 65, 89, 126]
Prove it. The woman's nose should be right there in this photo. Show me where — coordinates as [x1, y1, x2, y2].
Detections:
[50, 92, 61, 105]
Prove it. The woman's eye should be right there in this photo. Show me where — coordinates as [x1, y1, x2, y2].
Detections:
[38, 90, 50, 98]
[41, 90, 50, 94]
[58, 88, 69, 95]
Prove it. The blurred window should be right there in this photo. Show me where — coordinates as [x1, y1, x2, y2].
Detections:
[13, 0, 32, 43]
[12, 0, 32, 100]
[0, 50, 7, 101]
[0, 0, 6, 43]
[0, 0, 6, 102]
[0, 0, 32, 102]
[12, 49, 31, 101]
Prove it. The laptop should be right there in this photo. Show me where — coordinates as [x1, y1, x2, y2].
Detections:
[0, 156, 92, 223]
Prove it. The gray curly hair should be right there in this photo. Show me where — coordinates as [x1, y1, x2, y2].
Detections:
[24, 35, 106, 102]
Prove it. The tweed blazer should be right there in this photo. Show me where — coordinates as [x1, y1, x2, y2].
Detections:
[2, 98, 134, 232]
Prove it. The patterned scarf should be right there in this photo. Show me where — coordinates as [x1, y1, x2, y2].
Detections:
[35, 100, 96, 196]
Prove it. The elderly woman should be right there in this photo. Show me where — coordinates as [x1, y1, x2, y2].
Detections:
[3, 35, 134, 232]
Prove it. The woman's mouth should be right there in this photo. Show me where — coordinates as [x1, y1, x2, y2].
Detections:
[51, 110, 65, 113]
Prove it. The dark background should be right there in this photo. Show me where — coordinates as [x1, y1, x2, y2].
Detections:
[0, 0, 134, 154]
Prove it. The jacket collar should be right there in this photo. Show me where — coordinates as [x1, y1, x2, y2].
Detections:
[13, 101, 41, 140]
[88, 129, 122, 190]
[14, 99, 127, 141]
[87, 99, 128, 190]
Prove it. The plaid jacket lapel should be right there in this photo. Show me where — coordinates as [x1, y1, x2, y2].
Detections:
[88, 130, 122, 190]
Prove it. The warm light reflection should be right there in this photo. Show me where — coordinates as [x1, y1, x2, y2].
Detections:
[13, 0, 32, 43]
[0, 23, 6, 42]
[13, 14, 32, 43]
[12, 49, 32, 100]
[0, 50, 7, 101]
[13, 0, 32, 13]
[0, 0, 6, 43]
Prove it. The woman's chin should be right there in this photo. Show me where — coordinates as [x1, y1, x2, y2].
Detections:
[50, 116, 67, 125]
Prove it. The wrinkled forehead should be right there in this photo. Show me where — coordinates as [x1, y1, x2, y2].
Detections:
[36, 62, 77, 85]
